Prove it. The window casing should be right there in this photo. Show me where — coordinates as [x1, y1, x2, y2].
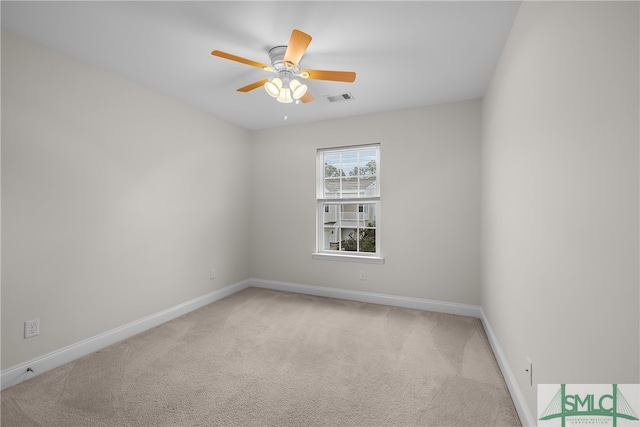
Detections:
[316, 144, 381, 260]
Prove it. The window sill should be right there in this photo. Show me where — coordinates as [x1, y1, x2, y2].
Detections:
[311, 253, 385, 264]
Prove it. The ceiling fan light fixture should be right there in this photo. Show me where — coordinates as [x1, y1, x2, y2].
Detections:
[276, 88, 293, 103]
[265, 77, 283, 98]
[212, 29, 356, 105]
[289, 79, 307, 100]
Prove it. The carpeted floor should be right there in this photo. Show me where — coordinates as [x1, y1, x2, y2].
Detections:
[1, 287, 521, 426]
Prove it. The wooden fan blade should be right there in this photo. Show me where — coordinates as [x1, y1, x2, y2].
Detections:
[237, 78, 269, 92]
[283, 29, 312, 68]
[300, 91, 314, 103]
[300, 69, 356, 83]
[211, 50, 272, 70]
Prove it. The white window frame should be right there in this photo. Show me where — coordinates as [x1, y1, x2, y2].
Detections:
[312, 144, 384, 264]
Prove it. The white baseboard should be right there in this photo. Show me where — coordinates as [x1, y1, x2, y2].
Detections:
[249, 278, 482, 319]
[1, 279, 251, 391]
[480, 308, 535, 427]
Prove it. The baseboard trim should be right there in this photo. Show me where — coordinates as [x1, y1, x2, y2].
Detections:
[1, 279, 251, 391]
[480, 308, 535, 427]
[249, 278, 483, 318]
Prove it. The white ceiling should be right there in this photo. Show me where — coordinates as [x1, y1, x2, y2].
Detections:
[1, 1, 521, 131]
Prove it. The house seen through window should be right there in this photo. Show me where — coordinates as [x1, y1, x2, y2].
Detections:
[316, 144, 380, 257]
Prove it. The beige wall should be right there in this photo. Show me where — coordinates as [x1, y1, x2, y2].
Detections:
[1, 32, 252, 369]
[249, 101, 482, 304]
[482, 0, 639, 419]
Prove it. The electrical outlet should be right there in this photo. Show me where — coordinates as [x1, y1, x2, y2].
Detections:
[526, 357, 533, 387]
[360, 270, 366, 280]
[24, 319, 39, 338]
[209, 270, 216, 280]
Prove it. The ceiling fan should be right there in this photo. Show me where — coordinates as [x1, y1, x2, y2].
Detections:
[211, 29, 356, 104]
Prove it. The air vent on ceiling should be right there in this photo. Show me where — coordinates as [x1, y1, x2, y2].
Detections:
[324, 92, 355, 103]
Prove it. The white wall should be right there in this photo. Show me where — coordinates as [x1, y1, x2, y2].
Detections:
[482, 0, 639, 420]
[1, 32, 252, 370]
[249, 101, 482, 305]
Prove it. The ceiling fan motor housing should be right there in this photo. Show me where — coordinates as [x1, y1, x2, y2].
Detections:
[269, 45, 300, 74]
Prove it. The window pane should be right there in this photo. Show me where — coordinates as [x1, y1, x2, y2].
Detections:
[324, 177, 341, 199]
[325, 153, 342, 178]
[343, 177, 358, 198]
[323, 223, 339, 250]
[363, 204, 377, 226]
[359, 229, 376, 253]
[358, 150, 377, 176]
[340, 203, 358, 224]
[357, 203, 374, 227]
[323, 204, 338, 225]
[361, 176, 377, 197]
[341, 228, 358, 251]
[342, 151, 358, 177]
[340, 204, 358, 251]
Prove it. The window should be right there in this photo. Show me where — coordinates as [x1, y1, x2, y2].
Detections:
[314, 144, 382, 263]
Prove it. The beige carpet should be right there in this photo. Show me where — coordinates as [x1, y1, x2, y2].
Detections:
[1, 287, 521, 427]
